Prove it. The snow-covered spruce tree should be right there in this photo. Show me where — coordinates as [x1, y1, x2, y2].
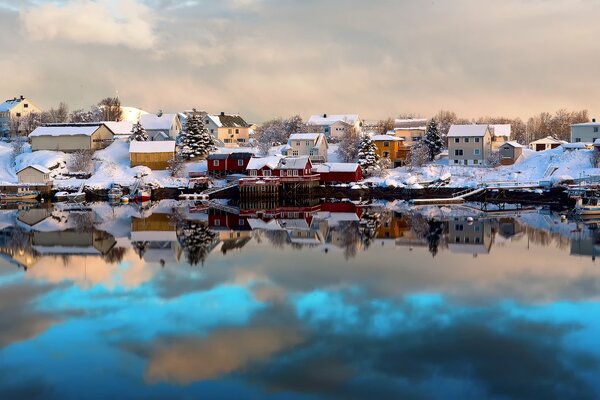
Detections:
[357, 135, 380, 175]
[423, 119, 444, 161]
[180, 114, 216, 160]
[129, 122, 148, 142]
[175, 220, 217, 266]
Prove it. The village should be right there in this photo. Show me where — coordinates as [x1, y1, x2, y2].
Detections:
[1, 95, 600, 213]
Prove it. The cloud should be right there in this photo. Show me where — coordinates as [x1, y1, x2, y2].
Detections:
[19, 0, 157, 49]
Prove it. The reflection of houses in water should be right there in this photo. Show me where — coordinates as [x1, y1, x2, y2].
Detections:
[496, 218, 525, 241]
[208, 209, 252, 253]
[130, 213, 182, 263]
[569, 227, 600, 260]
[375, 211, 429, 248]
[0, 226, 38, 270]
[16, 208, 53, 229]
[32, 229, 116, 256]
[448, 218, 493, 255]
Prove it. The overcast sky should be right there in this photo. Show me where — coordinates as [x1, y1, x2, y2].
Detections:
[1, 0, 599, 122]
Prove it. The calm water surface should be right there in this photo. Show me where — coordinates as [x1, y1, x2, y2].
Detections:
[1, 201, 600, 399]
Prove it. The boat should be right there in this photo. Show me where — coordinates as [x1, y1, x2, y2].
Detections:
[0, 189, 40, 201]
[108, 185, 124, 201]
[54, 191, 69, 201]
[574, 196, 600, 215]
[132, 187, 151, 202]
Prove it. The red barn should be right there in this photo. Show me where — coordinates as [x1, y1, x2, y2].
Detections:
[314, 163, 362, 184]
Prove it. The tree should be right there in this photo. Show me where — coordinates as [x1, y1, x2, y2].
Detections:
[180, 113, 215, 160]
[10, 138, 26, 166]
[98, 97, 123, 121]
[336, 126, 361, 162]
[69, 150, 93, 172]
[407, 142, 429, 169]
[486, 151, 502, 167]
[357, 135, 380, 175]
[69, 107, 102, 123]
[423, 119, 444, 160]
[129, 122, 148, 142]
[375, 118, 395, 135]
[255, 116, 307, 155]
[43, 102, 69, 123]
[175, 220, 217, 266]
[168, 153, 186, 177]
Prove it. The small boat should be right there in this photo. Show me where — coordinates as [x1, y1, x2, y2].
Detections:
[574, 196, 600, 215]
[132, 188, 151, 202]
[55, 191, 69, 201]
[0, 189, 40, 201]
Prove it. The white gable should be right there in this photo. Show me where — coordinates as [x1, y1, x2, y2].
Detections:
[140, 114, 177, 130]
[447, 124, 489, 138]
[29, 125, 100, 137]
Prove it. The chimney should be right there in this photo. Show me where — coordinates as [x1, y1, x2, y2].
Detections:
[323, 113, 327, 118]
[593, 118, 596, 123]
[220, 111, 225, 116]
[20, 95, 24, 100]
[157, 109, 163, 117]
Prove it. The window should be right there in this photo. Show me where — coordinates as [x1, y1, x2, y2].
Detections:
[455, 224, 464, 231]
[228, 129, 232, 134]
[465, 138, 470, 143]
[213, 160, 220, 167]
[214, 220, 220, 226]
[454, 149, 463, 156]
[293, 170, 299, 176]
[235, 129, 239, 134]
[475, 138, 480, 143]
[594, 127, 599, 133]
[292, 150, 299, 156]
[238, 159, 244, 166]
[24, 103, 28, 108]
[16, 112, 21, 117]
[205, 120, 209, 124]
[454, 138, 460, 143]
[210, 129, 214, 134]
[465, 237, 470, 243]
[576, 138, 581, 142]
[296, 141, 300, 146]
[383, 151, 390, 157]
[250, 170, 257, 176]
[263, 170, 271, 176]
[473, 159, 479, 165]
[306, 141, 310, 146]
[383, 141, 390, 147]
[475, 237, 480, 243]
[454, 159, 459, 164]
[474, 149, 480, 155]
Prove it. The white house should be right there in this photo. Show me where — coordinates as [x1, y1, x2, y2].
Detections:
[140, 113, 181, 141]
[0, 96, 41, 137]
[447, 124, 493, 166]
[282, 133, 328, 163]
[571, 120, 600, 143]
[17, 165, 52, 184]
[528, 136, 566, 152]
[307, 114, 362, 140]
[103, 121, 134, 141]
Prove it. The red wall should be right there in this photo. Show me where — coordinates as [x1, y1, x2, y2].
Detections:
[319, 168, 362, 183]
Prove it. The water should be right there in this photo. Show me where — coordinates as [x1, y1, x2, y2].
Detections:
[1, 201, 600, 399]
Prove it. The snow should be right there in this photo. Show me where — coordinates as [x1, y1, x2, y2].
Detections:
[140, 114, 176, 130]
[288, 133, 320, 141]
[572, 122, 600, 127]
[503, 141, 524, 148]
[530, 136, 566, 145]
[314, 162, 359, 173]
[371, 135, 403, 141]
[489, 124, 511, 137]
[17, 164, 50, 174]
[278, 156, 309, 169]
[29, 125, 100, 137]
[447, 124, 489, 137]
[247, 155, 283, 170]
[129, 140, 175, 153]
[104, 121, 133, 135]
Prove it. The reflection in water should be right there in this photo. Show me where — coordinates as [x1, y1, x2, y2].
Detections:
[1, 201, 600, 399]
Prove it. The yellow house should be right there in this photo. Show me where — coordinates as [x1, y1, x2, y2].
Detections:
[29, 123, 114, 152]
[391, 127, 426, 147]
[204, 112, 251, 147]
[371, 135, 406, 167]
[129, 140, 176, 170]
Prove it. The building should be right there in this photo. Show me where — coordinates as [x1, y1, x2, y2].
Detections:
[140, 113, 182, 141]
[394, 118, 428, 129]
[29, 123, 114, 152]
[489, 124, 511, 150]
[307, 114, 362, 140]
[497, 141, 524, 165]
[282, 133, 328, 163]
[447, 124, 492, 166]
[447, 218, 493, 255]
[391, 127, 426, 147]
[0, 96, 41, 137]
[17, 165, 52, 184]
[528, 136, 565, 151]
[203, 112, 251, 146]
[246, 155, 283, 177]
[571, 120, 600, 143]
[206, 152, 253, 177]
[120, 106, 149, 123]
[129, 140, 176, 170]
[103, 121, 134, 141]
[371, 134, 405, 167]
[314, 163, 362, 184]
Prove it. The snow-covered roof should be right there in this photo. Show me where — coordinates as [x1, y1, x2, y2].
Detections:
[394, 118, 428, 128]
[17, 164, 51, 174]
[103, 121, 133, 135]
[529, 136, 565, 145]
[29, 124, 103, 137]
[490, 124, 511, 137]
[571, 121, 600, 127]
[278, 156, 310, 169]
[393, 126, 426, 131]
[140, 114, 178, 130]
[314, 163, 360, 173]
[247, 155, 282, 170]
[0, 97, 34, 112]
[593, 138, 600, 145]
[447, 124, 490, 138]
[129, 140, 176, 153]
[562, 142, 589, 149]
[501, 141, 524, 148]
[371, 134, 404, 141]
[307, 114, 359, 126]
[206, 113, 249, 128]
[120, 106, 149, 123]
[288, 133, 321, 141]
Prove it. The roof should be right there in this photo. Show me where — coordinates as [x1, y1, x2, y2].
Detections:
[394, 118, 428, 128]
[129, 140, 176, 153]
[314, 163, 360, 173]
[247, 155, 282, 170]
[29, 124, 103, 138]
[140, 114, 178, 130]
[207, 153, 229, 160]
[562, 142, 589, 149]
[307, 114, 359, 126]
[371, 134, 404, 141]
[229, 152, 253, 159]
[288, 133, 321, 141]
[447, 124, 490, 138]
[501, 141, 525, 148]
[393, 126, 426, 131]
[529, 136, 565, 144]
[277, 156, 310, 169]
[571, 122, 600, 127]
[0, 97, 29, 112]
[17, 164, 51, 174]
[103, 121, 133, 135]
[207, 113, 249, 128]
[489, 124, 511, 137]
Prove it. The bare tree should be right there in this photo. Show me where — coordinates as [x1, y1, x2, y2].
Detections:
[375, 118, 394, 135]
[168, 153, 186, 177]
[336, 126, 361, 162]
[486, 151, 502, 167]
[10, 138, 26, 165]
[69, 107, 102, 123]
[98, 97, 123, 121]
[43, 102, 69, 123]
[407, 142, 430, 169]
[255, 116, 307, 155]
[69, 150, 94, 173]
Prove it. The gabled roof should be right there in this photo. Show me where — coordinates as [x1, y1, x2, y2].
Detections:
[29, 123, 105, 137]
[529, 136, 565, 145]
[314, 163, 360, 173]
[489, 124, 511, 138]
[207, 153, 229, 160]
[129, 140, 176, 153]
[207, 113, 249, 128]
[0, 97, 32, 112]
[288, 133, 321, 142]
[371, 134, 404, 141]
[447, 124, 490, 138]
[17, 164, 51, 174]
[278, 156, 311, 169]
[247, 155, 282, 170]
[140, 114, 179, 130]
[572, 121, 600, 127]
[307, 114, 359, 126]
[501, 141, 524, 148]
[103, 121, 133, 135]
[394, 118, 428, 128]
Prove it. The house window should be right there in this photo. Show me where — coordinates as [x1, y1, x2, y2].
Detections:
[263, 170, 271, 176]
[454, 159, 459, 164]
[210, 129, 214, 134]
[474, 149, 480, 155]
[576, 138, 581, 142]
[465, 138, 470, 143]
[292, 150, 299, 156]
[24, 103, 28, 108]
[205, 120, 209, 124]
[250, 170, 257, 176]
[383, 151, 390, 157]
[228, 129, 232, 134]
[454, 138, 460, 143]
[383, 141, 390, 147]
[473, 159, 479, 165]
[475, 138, 480, 143]
[306, 141, 310, 146]
[16, 112, 21, 117]
[293, 170, 299, 176]
[235, 129, 239, 134]
[455, 224, 464, 231]
[594, 127, 599, 133]
[213, 160, 220, 167]
[214, 220, 220, 226]
[454, 149, 463, 156]
[475, 237, 480, 243]
[296, 141, 300, 146]
[238, 159, 244, 166]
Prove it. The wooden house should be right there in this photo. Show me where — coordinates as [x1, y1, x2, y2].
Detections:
[498, 141, 524, 165]
[29, 123, 114, 152]
[129, 140, 176, 170]
[314, 163, 362, 184]
[17, 164, 52, 184]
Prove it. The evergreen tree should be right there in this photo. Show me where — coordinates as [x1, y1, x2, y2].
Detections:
[423, 119, 444, 161]
[175, 220, 217, 266]
[129, 122, 148, 141]
[357, 135, 380, 174]
[180, 114, 216, 160]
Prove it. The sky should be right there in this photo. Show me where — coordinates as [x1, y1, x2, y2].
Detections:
[1, 0, 600, 122]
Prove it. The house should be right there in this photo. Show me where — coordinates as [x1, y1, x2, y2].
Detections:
[103, 121, 134, 141]
[0, 96, 42, 137]
[489, 124, 511, 150]
[207, 153, 253, 177]
[17, 165, 52, 184]
[277, 156, 314, 177]
[307, 114, 362, 140]
[371, 135, 405, 167]
[570, 119, 600, 143]
[447, 218, 493, 255]
[282, 133, 328, 163]
[394, 118, 428, 129]
[207, 154, 229, 177]
[246, 155, 283, 177]
[140, 113, 181, 141]
[129, 140, 176, 170]
[120, 106, 149, 123]
[528, 136, 565, 151]
[447, 124, 492, 166]
[29, 123, 114, 152]
[497, 141, 524, 165]
[314, 163, 362, 184]
[390, 127, 426, 147]
[203, 112, 251, 146]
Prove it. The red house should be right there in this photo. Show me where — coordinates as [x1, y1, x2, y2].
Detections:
[276, 156, 313, 177]
[314, 163, 362, 184]
[246, 155, 283, 177]
[207, 152, 254, 177]
[207, 153, 230, 177]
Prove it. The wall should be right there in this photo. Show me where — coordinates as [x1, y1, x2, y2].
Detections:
[130, 152, 174, 170]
